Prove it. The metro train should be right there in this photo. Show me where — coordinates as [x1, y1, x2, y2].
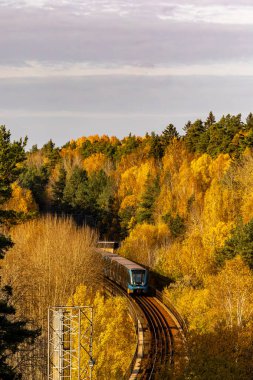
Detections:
[98, 243, 149, 294]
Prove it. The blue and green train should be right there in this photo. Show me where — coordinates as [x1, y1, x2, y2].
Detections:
[99, 250, 149, 295]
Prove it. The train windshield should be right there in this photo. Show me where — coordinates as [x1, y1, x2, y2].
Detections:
[132, 270, 146, 285]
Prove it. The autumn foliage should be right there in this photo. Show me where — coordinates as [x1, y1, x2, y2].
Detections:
[2, 113, 253, 378]
[68, 285, 136, 380]
[2, 216, 99, 379]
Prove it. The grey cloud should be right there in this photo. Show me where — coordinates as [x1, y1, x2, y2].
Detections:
[0, 7, 253, 67]
[3, 1, 253, 12]
[178, 0, 253, 5]
[1, 1, 253, 148]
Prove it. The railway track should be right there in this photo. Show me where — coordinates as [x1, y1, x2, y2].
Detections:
[103, 278, 186, 379]
[134, 296, 174, 379]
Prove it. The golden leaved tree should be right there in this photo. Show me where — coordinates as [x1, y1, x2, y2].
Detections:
[156, 231, 216, 285]
[83, 153, 113, 176]
[118, 162, 156, 202]
[157, 140, 194, 219]
[3, 182, 38, 213]
[164, 256, 253, 379]
[234, 151, 253, 222]
[206, 256, 253, 328]
[2, 215, 99, 380]
[119, 222, 169, 267]
[68, 284, 136, 380]
[165, 256, 253, 332]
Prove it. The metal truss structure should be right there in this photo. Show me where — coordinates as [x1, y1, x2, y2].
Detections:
[48, 306, 94, 380]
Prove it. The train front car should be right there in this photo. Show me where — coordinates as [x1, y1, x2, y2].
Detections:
[99, 249, 149, 295]
[127, 265, 149, 295]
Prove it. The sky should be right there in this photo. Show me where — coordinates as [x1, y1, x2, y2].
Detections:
[0, 0, 253, 148]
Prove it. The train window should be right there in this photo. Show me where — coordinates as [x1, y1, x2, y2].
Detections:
[131, 270, 146, 285]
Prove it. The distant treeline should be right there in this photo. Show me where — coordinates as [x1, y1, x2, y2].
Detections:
[9, 112, 252, 238]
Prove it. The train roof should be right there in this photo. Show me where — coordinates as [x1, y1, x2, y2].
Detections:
[98, 250, 146, 271]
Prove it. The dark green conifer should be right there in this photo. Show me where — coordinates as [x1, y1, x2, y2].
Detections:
[216, 218, 253, 269]
[136, 175, 160, 224]
[246, 112, 253, 128]
[161, 123, 179, 145]
[184, 119, 205, 152]
[205, 111, 216, 128]
[149, 132, 163, 159]
[0, 126, 39, 378]
[162, 213, 186, 238]
[51, 165, 67, 212]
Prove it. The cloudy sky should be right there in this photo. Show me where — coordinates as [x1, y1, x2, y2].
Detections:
[1, 0, 253, 148]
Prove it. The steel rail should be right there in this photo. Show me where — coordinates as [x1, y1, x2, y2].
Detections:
[102, 277, 147, 379]
[101, 277, 185, 379]
[141, 297, 169, 364]
[135, 296, 173, 379]
[135, 297, 159, 379]
[151, 298, 174, 364]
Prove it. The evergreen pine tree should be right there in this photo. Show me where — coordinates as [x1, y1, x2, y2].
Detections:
[0, 287, 39, 379]
[246, 112, 253, 128]
[0, 126, 39, 378]
[184, 119, 205, 152]
[149, 132, 163, 159]
[216, 218, 253, 269]
[51, 165, 67, 212]
[205, 111, 216, 128]
[136, 175, 160, 224]
[63, 167, 89, 210]
[41, 139, 59, 168]
[160, 123, 179, 154]
[161, 123, 179, 145]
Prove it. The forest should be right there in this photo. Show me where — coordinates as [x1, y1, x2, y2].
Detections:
[1, 111, 253, 379]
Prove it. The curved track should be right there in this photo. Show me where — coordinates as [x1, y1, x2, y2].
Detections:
[134, 296, 174, 379]
[103, 277, 185, 379]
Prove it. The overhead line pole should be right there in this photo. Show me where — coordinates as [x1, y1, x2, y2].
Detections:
[48, 306, 95, 380]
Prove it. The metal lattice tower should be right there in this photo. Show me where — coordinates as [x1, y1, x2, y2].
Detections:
[48, 306, 94, 380]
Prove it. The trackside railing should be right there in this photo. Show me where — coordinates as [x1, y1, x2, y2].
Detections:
[150, 287, 188, 335]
